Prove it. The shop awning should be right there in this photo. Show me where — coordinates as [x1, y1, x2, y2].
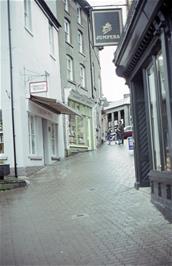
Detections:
[30, 95, 81, 116]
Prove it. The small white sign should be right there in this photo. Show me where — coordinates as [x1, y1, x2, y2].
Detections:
[128, 136, 134, 150]
[29, 81, 48, 93]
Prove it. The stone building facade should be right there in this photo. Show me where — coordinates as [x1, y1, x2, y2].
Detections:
[56, 0, 103, 155]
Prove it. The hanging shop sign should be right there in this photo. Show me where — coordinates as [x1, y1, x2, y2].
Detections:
[91, 9, 123, 47]
[29, 81, 48, 94]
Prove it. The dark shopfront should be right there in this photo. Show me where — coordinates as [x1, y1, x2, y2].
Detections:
[114, 0, 172, 218]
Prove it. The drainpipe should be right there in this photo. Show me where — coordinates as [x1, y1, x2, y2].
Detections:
[7, 0, 18, 177]
[87, 14, 94, 99]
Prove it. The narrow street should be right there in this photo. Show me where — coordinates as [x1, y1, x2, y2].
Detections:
[0, 141, 172, 266]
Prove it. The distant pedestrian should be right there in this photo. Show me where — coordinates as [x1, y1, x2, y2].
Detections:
[116, 121, 124, 144]
[106, 128, 112, 145]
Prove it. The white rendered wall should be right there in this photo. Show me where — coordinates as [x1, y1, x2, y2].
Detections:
[1, 0, 64, 173]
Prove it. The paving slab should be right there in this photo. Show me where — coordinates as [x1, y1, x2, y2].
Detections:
[0, 141, 172, 266]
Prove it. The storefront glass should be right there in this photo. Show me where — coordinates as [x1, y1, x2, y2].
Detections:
[147, 64, 161, 170]
[146, 52, 172, 171]
[156, 53, 172, 171]
[68, 100, 92, 147]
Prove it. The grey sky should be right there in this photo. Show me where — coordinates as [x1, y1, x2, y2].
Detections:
[88, 0, 129, 101]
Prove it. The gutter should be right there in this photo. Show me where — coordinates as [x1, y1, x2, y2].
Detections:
[77, 0, 91, 14]
[87, 14, 94, 99]
[113, 0, 163, 78]
[35, 0, 61, 30]
[7, 0, 18, 177]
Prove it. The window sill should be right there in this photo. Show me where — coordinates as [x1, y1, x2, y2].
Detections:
[28, 156, 43, 161]
[64, 10, 70, 16]
[51, 156, 60, 161]
[79, 52, 85, 57]
[80, 86, 88, 91]
[65, 41, 73, 48]
[0, 154, 8, 161]
[77, 23, 84, 28]
[68, 80, 76, 86]
[49, 54, 56, 61]
[70, 144, 88, 148]
[24, 27, 34, 37]
[149, 170, 172, 183]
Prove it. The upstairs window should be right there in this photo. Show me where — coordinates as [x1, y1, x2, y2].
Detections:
[24, 0, 32, 31]
[78, 30, 83, 53]
[28, 114, 37, 155]
[67, 55, 73, 81]
[77, 6, 82, 24]
[49, 23, 55, 56]
[64, 19, 71, 44]
[64, 0, 69, 12]
[80, 64, 86, 88]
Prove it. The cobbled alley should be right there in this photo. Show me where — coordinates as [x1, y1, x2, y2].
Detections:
[0, 142, 172, 266]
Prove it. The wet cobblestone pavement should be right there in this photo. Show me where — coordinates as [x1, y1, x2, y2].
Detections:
[0, 142, 172, 266]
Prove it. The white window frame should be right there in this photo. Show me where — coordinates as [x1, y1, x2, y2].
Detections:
[49, 22, 55, 56]
[64, 0, 69, 12]
[67, 55, 73, 81]
[77, 6, 82, 24]
[24, 0, 32, 31]
[51, 123, 58, 156]
[64, 19, 71, 44]
[28, 114, 37, 155]
[78, 30, 83, 54]
[80, 64, 86, 88]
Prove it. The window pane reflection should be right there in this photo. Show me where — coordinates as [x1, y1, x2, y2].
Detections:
[156, 53, 172, 171]
[147, 65, 161, 170]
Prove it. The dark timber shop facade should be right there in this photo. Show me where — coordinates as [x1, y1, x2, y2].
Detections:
[114, 0, 172, 218]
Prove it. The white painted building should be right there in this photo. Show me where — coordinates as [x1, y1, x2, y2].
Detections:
[1, 0, 77, 176]
[104, 94, 131, 132]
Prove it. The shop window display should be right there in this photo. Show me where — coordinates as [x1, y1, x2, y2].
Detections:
[68, 100, 91, 147]
[156, 53, 172, 171]
[147, 64, 161, 170]
[77, 117, 85, 145]
[146, 52, 172, 171]
[69, 115, 76, 144]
